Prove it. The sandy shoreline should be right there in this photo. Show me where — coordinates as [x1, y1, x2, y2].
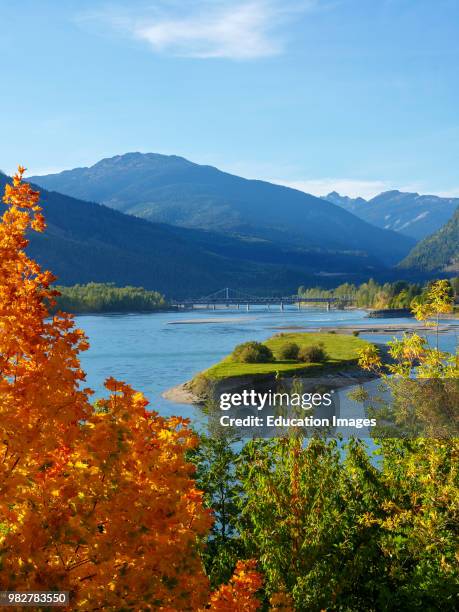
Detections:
[162, 384, 197, 404]
[168, 317, 256, 325]
[162, 369, 380, 406]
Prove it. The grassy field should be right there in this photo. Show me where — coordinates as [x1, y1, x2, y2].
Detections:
[202, 332, 372, 380]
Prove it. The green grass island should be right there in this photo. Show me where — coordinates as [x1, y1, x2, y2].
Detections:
[205, 332, 371, 378]
[163, 332, 378, 405]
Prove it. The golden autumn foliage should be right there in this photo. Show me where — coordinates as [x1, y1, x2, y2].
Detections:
[208, 560, 263, 611]
[0, 169, 263, 610]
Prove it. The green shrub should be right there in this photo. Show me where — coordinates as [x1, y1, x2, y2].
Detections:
[232, 341, 274, 364]
[278, 342, 300, 360]
[298, 343, 328, 364]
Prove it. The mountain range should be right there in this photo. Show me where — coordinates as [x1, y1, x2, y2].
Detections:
[0, 173, 389, 298]
[30, 152, 414, 266]
[2, 152, 453, 295]
[323, 190, 459, 240]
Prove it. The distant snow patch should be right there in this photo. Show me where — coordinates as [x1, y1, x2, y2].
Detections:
[398, 211, 430, 230]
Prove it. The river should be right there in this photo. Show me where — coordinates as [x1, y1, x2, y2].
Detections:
[76, 306, 458, 424]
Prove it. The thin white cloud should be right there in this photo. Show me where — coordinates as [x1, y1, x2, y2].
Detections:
[26, 166, 68, 178]
[269, 178, 392, 199]
[82, 1, 317, 60]
[0, 165, 67, 178]
[432, 188, 459, 198]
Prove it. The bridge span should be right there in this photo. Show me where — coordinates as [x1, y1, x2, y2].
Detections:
[171, 288, 352, 311]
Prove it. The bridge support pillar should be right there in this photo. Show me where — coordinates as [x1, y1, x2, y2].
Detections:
[297, 302, 301, 310]
[213, 304, 216, 310]
[280, 302, 284, 311]
[246, 304, 250, 311]
[327, 301, 331, 311]
[237, 304, 240, 310]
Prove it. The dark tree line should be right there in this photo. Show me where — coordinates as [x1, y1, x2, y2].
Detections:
[53, 283, 168, 313]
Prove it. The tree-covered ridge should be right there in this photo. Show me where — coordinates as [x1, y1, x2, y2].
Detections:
[54, 283, 167, 313]
[400, 206, 459, 272]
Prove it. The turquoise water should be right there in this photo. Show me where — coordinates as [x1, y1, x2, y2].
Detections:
[76, 307, 458, 420]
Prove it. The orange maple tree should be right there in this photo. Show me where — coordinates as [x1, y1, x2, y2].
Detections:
[208, 560, 263, 611]
[0, 168, 262, 610]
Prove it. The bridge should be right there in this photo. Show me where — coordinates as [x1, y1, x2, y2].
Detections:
[171, 288, 353, 311]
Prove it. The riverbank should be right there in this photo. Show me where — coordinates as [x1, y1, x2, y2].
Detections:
[168, 317, 256, 325]
[162, 365, 382, 406]
[270, 322, 459, 334]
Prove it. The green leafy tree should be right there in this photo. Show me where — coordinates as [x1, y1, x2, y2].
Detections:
[189, 433, 245, 588]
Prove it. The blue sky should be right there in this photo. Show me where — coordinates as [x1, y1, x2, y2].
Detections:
[1, 0, 458, 198]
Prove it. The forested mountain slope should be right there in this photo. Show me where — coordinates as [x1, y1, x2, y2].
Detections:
[0, 173, 388, 297]
[30, 152, 414, 265]
[399, 207, 459, 272]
